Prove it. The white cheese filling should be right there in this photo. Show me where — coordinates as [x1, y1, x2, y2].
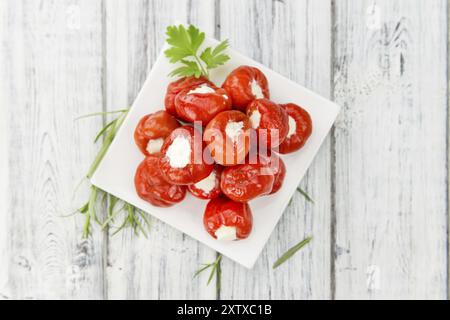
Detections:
[187, 83, 215, 95]
[166, 136, 191, 168]
[225, 121, 244, 143]
[193, 170, 216, 193]
[250, 80, 264, 99]
[146, 138, 164, 154]
[249, 110, 261, 129]
[215, 225, 237, 241]
[287, 116, 297, 138]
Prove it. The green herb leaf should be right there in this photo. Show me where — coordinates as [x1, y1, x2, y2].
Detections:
[94, 118, 117, 143]
[168, 59, 203, 78]
[165, 25, 205, 62]
[74, 109, 128, 121]
[272, 236, 313, 269]
[78, 202, 89, 214]
[88, 186, 100, 225]
[215, 255, 222, 294]
[73, 108, 151, 239]
[193, 254, 222, 289]
[108, 203, 151, 237]
[164, 24, 230, 78]
[200, 40, 230, 69]
[297, 187, 314, 203]
[86, 109, 128, 179]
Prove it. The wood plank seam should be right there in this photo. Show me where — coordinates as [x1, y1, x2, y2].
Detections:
[100, 0, 109, 300]
[330, 0, 337, 301]
[447, 0, 450, 301]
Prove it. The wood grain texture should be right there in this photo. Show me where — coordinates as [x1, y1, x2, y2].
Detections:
[332, 0, 448, 299]
[104, 0, 217, 299]
[448, 0, 450, 299]
[0, 0, 448, 300]
[0, 0, 11, 299]
[218, 0, 333, 299]
[0, 0, 106, 299]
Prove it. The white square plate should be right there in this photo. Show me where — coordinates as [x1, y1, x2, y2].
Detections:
[91, 37, 340, 268]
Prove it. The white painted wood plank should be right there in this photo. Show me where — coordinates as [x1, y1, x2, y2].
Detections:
[0, 0, 105, 299]
[219, 0, 333, 299]
[104, 0, 217, 299]
[333, 0, 448, 299]
[0, 0, 12, 300]
[448, 1, 450, 300]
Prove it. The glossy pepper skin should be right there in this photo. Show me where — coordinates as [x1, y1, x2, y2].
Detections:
[203, 110, 251, 166]
[134, 111, 180, 156]
[134, 155, 186, 207]
[174, 83, 232, 124]
[278, 103, 313, 154]
[220, 159, 275, 202]
[247, 98, 289, 150]
[222, 65, 270, 111]
[159, 125, 214, 185]
[188, 166, 223, 200]
[258, 152, 286, 194]
[203, 196, 253, 240]
[164, 76, 212, 116]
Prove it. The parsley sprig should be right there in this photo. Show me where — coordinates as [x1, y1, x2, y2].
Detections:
[165, 25, 230, 78]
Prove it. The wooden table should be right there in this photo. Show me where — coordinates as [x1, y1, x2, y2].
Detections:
[0, 0, 448, 300]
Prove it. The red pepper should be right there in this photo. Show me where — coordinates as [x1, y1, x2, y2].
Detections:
[258, 151, 286, 194]
[174, 83, 232, 125]
[203, 196, 253, 240]
[159, 126, 214, 185]
[278, 103, 312, 154]
[188, 165, 223, 200]
[134, 111, 180, 156]
[134, 155, 186, 207]
[246, 98, 289, 150]
[204, 110, 251, 166]
[164, 76, 212, 116]
[222, 65, 270, 111]
[220, 158, 274, 202]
